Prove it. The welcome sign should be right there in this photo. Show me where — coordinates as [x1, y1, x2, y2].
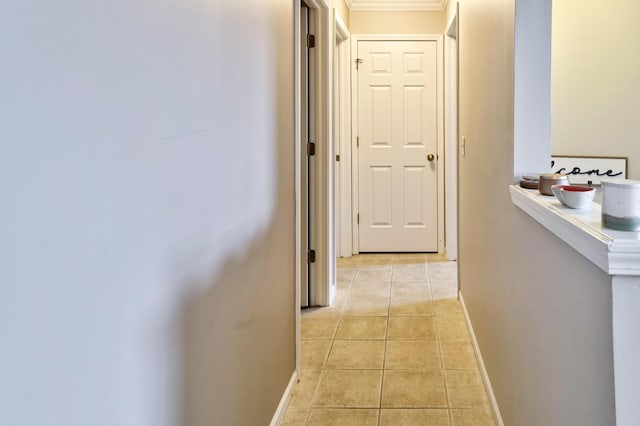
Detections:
[551, 156, 627, 185]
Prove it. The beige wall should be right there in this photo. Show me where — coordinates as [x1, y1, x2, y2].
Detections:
[183, 1, 296, 424]
[0, 0, 296, 425]
[552, 0, 640, 179]
[334, 0, 350, 29]
[455, 0, 616, 424]
[350, 10, 445, 34]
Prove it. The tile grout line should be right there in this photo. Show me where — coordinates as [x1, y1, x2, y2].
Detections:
[378, 261, 392, 426]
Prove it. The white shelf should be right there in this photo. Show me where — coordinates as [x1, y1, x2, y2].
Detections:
[509, 185, 640, 276]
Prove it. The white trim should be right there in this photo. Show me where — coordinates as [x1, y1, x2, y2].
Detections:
[293, 0, 301, 371]
[335, 14, 349, 41]
[350, 34, 445, 254]
[509, 185, 640, 276]
[309, 0, 334, 306]
[269, 371, 298, 426]
[334, 13, 353, 259]
[350, 36, 360, 254]
[459, 292, 505, 426]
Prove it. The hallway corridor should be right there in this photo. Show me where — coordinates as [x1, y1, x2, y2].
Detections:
[281, 254, 495, 425]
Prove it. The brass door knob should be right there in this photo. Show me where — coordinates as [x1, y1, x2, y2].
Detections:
[427, 154, 435, 162]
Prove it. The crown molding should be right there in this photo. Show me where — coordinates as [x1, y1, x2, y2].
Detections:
[346, 0, 447, 11]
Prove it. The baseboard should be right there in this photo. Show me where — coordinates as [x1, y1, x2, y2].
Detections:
[270, 370, 298, 426]
[459, 292, 505, 426]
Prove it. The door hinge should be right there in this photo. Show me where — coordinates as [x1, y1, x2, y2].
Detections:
[357, 213, 360, 224]
[307, 142, 316, 156]
[356, 58, 363, 70]
[307, 249, 316, 264]
[336, 154, 340, 162]
[307, 34, 315, 48]
[356, 136, 359, 148]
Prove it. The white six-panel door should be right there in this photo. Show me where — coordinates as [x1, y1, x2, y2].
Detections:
[357, 40, 438, 252]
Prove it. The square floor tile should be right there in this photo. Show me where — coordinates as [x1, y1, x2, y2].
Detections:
[384, 340, 441, 369]
[445, 370, 484, 386]
[434, 299, 465, 318]
[389, 296, 433, 317]
[357, 256, 396, 266]
[381, 370, 447, 408]
[307, 408, 379, 426]
[280, 407, 309, 425]
[391, 282, 431, 298]
[314, 370, 383, 408]
[337, 268, 356, 284]
[355, 268, 392, 283]
[428, 262, 458, 282]
[379, 409, 450, 426]
[300, 340, 332, 370]
[447, 384, 490, 408]
[431, 284, 459, 300]
[389, 296, 435, 316]
[441, 341, 477, 369]
[392, 264, 428, 282]
[286, 370, 321, 409]
[331, 291, 349, 311]
[388, 316, 437, 339]
[301, 317, 339, 339]
[326, 340, 385, 369]
[450, 408, 496, 426]
[335, 317, 387, 340]
[436, 317, 471, 341]
[343, 295, 390, 316]
[445, 370, 489, 408]
[393, 253, 436, 264]
[350, 282, 392, 298]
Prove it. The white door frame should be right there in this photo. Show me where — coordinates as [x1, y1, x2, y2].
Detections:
[445, 13, 459, 261]
[293, 0, 334, 373]
[334, 14, 352, 259]
[293, 0, 301, 376]
[297, 0, 333, 308]
[350, 34, 445, 254]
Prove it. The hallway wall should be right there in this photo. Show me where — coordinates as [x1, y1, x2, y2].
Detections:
[335, 0, 351, 28]
[454, 0, 616, 424]
[0, 1, 295, 425]
[350, 10, 445, 34]
[552, 0, 640, 179]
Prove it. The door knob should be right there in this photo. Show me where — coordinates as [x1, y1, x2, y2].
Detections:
[427, 154, 435, 162]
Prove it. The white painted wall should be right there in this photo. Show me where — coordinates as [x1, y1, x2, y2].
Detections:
[552, 0, 640, 179]
[513, 0, 552, 179]
[0, 1, 295, 425]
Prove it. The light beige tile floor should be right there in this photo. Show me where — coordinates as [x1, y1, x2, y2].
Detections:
[281, 254, 496, 426]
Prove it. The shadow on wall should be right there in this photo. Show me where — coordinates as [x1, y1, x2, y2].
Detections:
[180, 223, 295, 426]
[180, 2, 296, 424]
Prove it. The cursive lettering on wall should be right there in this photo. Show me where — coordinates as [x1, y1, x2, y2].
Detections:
[551, 161, 623, 178]
[550, 156, 627, 184]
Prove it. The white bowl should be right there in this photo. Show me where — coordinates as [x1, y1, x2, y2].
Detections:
[551, 185, 596, 209]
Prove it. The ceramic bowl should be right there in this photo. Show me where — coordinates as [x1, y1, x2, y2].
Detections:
[551, 185, 596, 209]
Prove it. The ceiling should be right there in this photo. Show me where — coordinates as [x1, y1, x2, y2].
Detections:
[345, 0, 449, 11]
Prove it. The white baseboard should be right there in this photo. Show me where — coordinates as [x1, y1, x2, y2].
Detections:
[459, 292, 505, 426]
[270, 371, 298, 426]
